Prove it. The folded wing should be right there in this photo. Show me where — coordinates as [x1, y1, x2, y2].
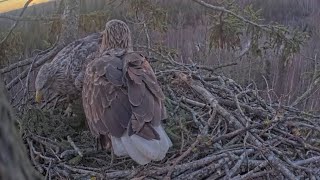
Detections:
[82, 51, 172, 165]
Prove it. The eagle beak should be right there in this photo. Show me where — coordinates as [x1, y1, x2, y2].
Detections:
[35, 90, 43, 103]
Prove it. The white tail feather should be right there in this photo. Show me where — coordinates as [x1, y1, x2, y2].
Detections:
[109, 125, 172, 165]
[120, 133, 152, 165]
[110, 136, 127, 156]
[153, 126, 173, 160]
[130, 135, 161, 160]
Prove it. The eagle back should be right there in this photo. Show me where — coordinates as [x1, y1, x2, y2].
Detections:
[83, 48, 167, 140]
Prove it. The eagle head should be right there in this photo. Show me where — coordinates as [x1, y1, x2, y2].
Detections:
[35, 63, 53, 103]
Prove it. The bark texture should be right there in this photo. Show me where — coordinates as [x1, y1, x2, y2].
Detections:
[0, 79, 41, 180]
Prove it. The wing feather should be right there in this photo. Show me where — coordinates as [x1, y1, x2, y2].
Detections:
[83, 56, 130, 138]
[82, 51, 167, 141]
[127, 77, 146, 106]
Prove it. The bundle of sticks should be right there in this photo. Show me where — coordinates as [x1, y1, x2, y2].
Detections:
[21, 58, 320, 180]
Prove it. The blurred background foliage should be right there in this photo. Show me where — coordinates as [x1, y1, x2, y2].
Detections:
[1, 0, 320, 111]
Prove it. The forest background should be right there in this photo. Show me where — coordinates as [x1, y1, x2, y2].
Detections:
[1, 0, 320, 113]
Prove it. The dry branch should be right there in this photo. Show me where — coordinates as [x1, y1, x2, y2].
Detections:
[192, 0, 270, 32]
[176, 72, 300, 180]
[6, 45, 62, 90]
[291, 54, 320, 107]
[3, 0, 80, 91]
[0, 0, 33, 45]
[0, 14, 58, 21]
[164, 135, 202, 179]
[8, 55, 319, 179]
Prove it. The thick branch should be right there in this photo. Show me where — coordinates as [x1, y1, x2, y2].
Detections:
[0, 47, 53, 74]
[177, 72, 297, 180]
[6, 45, 63, 90]
[5, 0, 80, 90]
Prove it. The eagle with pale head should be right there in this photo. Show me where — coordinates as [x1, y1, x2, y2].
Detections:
[82, 20, 172, 165]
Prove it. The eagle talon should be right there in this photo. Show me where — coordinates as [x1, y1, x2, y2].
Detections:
[63, 104, 73, 117]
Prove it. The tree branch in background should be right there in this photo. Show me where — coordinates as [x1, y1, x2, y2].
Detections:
[291, 54, 320, 107]
[143, 22, 151, 56]
[192, 0, 307, 56]
[0, 14, 59, 21]
[192, 0, 268, 31]
[192, 0, 289, 37]
[0, 0, 33, 46]
[3, 0, 80, 90]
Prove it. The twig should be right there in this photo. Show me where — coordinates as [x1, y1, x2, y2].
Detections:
[0, 45, 55, 74]
[60, 164, 103, 178]
[177, 72, 298, 180]
[228, 150, 253, 177]
[0, 0, 33, 45]
[176, 157, 233, 180]
[44, 160, 52, 180]
[211, 123, 263, 142]
[27, 138, 44, 174]
[230, 161, 269, 180]
[67, 136, 83, 157]
[6, 45, 62, 90]
[291, 54, 320, 107]
[192, 0, 269, 33]
[30, 135, 60, 152]
[196, 62, 238, 72]
[164, 135, 202, 180]
[143, 22, 151, 56]
[178, 117, 185, 154]
[294, 156, 320, 166]
[0, 14, 58, 21]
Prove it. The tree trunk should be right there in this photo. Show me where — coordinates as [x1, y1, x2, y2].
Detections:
[0, 79, 41, 180]
[59, 0, 80, 46]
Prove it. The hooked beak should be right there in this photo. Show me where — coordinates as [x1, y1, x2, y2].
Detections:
[35, 90, 43, 103]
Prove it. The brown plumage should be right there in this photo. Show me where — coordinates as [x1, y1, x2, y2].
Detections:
[35, 33, 101, 103]
[82, 20, 172, 165]
[99, 19, 133, 53]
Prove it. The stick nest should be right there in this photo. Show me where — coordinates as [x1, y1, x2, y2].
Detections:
[18, 59, 320, 180]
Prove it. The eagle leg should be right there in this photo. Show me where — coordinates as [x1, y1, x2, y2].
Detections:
[63, 94, 77, 117]
[99, 134, 111, 150]
[99, 135, 114, 164]
[63, 103, 73, 117]
[96, 137, 101, 151]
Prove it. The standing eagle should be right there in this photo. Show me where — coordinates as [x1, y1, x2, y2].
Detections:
[82, 20, 172, 165]
[35, 33, 101, 108]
